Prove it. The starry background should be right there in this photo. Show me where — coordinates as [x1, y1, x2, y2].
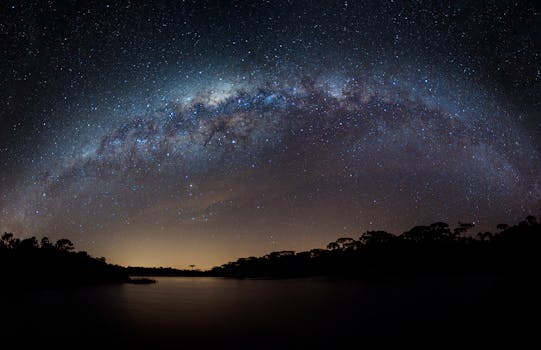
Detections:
[0, 0, 540, 269]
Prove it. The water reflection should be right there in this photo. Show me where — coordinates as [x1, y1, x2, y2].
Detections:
[2, 276, 525, 346]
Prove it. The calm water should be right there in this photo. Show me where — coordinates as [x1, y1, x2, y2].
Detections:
[2, 275, 533, 346]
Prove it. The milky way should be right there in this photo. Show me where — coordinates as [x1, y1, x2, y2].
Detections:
[1, 1, 539, 268]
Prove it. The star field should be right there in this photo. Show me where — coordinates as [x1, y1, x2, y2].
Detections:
[1, 1, 539, 268]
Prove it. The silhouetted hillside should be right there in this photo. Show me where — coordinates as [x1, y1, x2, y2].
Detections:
[0, 234, 129, 285]
[210, 216, 540, 278]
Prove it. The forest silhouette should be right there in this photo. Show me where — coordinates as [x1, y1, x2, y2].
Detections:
[1, 215, 539, 282]
[0, 234, 128, 284]
[209, 215, 540, 278]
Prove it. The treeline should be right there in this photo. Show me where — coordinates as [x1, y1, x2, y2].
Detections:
[127, 266, 205, 277]
[2, 216, 539, 282]
[0, 233, 128, 284]
[210, 216, 540, 278]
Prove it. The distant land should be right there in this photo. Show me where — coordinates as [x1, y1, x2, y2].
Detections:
[126, 266, 206, 277]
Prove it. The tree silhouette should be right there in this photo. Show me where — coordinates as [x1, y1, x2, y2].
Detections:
[402, 225, 430, 243]
[309, 248, 327, 258]
[496, 223, 508, 231]
[525, 215, 537, 226]
[40, 237, 53, 249]
[476, 232, 493, 241]
[266, 251, 295, 259]
[1, 232, 18, 249]
[1, 232, 13, 244]
[19, 237, 39, 251]
[335, 237, 356, 250]
[326, 242, 339, 251]
[55, 239, 74, 251]
[360, 231, 394, 246]
[454, 222, 474, 237]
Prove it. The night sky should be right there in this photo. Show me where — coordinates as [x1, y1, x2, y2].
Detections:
[1, 1, 540, 269]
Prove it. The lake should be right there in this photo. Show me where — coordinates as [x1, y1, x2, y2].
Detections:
[1, 275, 534, 346]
